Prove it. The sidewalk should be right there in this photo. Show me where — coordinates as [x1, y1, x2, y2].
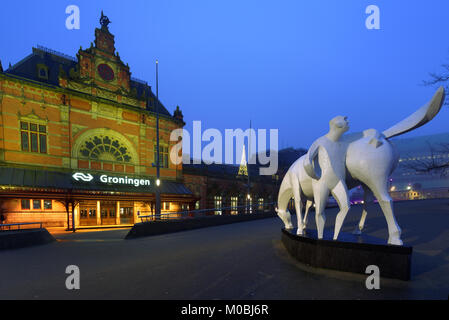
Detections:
[47, 225, 132, 236]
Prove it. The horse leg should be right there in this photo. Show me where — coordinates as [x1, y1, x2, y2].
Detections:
[313, 182, 329, 239]
[291, 175, 304, 235]
[368, 180, 402, 245]
[353, 186, 374, 235]
[331, 181, 351, 240]
[302, 200, 313, 232]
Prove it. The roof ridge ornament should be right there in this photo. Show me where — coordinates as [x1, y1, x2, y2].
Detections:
[100, 10, 111, 29]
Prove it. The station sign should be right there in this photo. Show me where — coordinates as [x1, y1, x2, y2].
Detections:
[72, 172, 151, 187]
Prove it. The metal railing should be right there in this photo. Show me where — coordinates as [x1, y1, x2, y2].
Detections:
[130, 77, 148, 85]
[0, 222, 43, 231]
[35, 45, 77, 62]
[138, 202, 276, 223]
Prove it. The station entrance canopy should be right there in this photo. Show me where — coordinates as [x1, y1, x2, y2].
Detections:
[0, 167, 193, 201]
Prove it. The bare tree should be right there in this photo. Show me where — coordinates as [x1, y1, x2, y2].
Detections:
[424, 61, 449, 105]
[401, 142, 449, 176]
[409, 60, 449, 173]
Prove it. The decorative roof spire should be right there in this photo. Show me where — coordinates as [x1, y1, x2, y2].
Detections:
[100, 10, 111, 30]
[174, 105, 184, 122]
[95, 11, 115, 54]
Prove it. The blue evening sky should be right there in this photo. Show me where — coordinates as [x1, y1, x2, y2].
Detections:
[1, 0, 449, 154]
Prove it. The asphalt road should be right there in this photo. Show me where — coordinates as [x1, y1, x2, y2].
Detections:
[1, 199, 449, 299]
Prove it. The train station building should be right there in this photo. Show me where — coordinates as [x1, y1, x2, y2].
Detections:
[0, 15, 197, 228]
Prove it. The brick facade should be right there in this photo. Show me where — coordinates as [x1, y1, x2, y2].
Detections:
[0, 17, 195, 228]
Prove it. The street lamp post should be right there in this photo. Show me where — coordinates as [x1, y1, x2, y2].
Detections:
[155, 60, 161, 218]
[247, 120, 251, 213]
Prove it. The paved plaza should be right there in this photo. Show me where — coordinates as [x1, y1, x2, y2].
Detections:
[1, 199, 449, 299]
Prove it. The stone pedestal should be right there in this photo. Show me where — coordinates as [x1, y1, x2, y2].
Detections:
[281, 228, 412, 280]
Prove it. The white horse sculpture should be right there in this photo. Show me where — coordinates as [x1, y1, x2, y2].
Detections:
[276, 87, 445, 245]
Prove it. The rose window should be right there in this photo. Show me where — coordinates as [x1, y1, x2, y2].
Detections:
[79, 135, 132, 162]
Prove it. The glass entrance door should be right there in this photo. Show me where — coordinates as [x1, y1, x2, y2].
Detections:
[79, 207, 97, 226]
[120, 207, 134, 225]
[101, 202, 116, 225]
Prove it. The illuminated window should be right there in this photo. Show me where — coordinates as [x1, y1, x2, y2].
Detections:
[163, 202, 170, 211]
[214, 196, 222, 215]
[230, 197, 238, 214]
[44, 200, 52, 210]
[154, 145, 169, 168]
[33, 200, 41, 210]
[258, 198, 264, 210]
[21, 199, 30, 210]
[20, 121, 47, 153]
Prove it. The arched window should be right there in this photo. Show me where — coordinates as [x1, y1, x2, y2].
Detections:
[79, 135, 132, 163]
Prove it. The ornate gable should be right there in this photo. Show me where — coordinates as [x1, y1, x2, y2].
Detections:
[61, 12, 146, 108]
[78, 11, 131, 93]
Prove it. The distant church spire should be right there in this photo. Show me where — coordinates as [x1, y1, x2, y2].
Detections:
[238, 144, 248, 176]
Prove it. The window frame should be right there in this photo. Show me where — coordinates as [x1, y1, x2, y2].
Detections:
[36, 64, 49, 80]
[43, 200, 52, 210]
[20, 121, 47, 154]
[21, 199, 31, 210]
[214, 196, 222, 215]
[79, 135, 132, 163]
[154, 144, 169, 169]
[33, 199, 42, 210]
[230, 196, 238, 215]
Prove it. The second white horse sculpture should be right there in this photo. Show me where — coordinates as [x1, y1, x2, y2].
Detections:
[276, 87, 445, 245]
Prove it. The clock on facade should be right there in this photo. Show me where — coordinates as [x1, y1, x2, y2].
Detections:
[97, 63, 115, 81]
